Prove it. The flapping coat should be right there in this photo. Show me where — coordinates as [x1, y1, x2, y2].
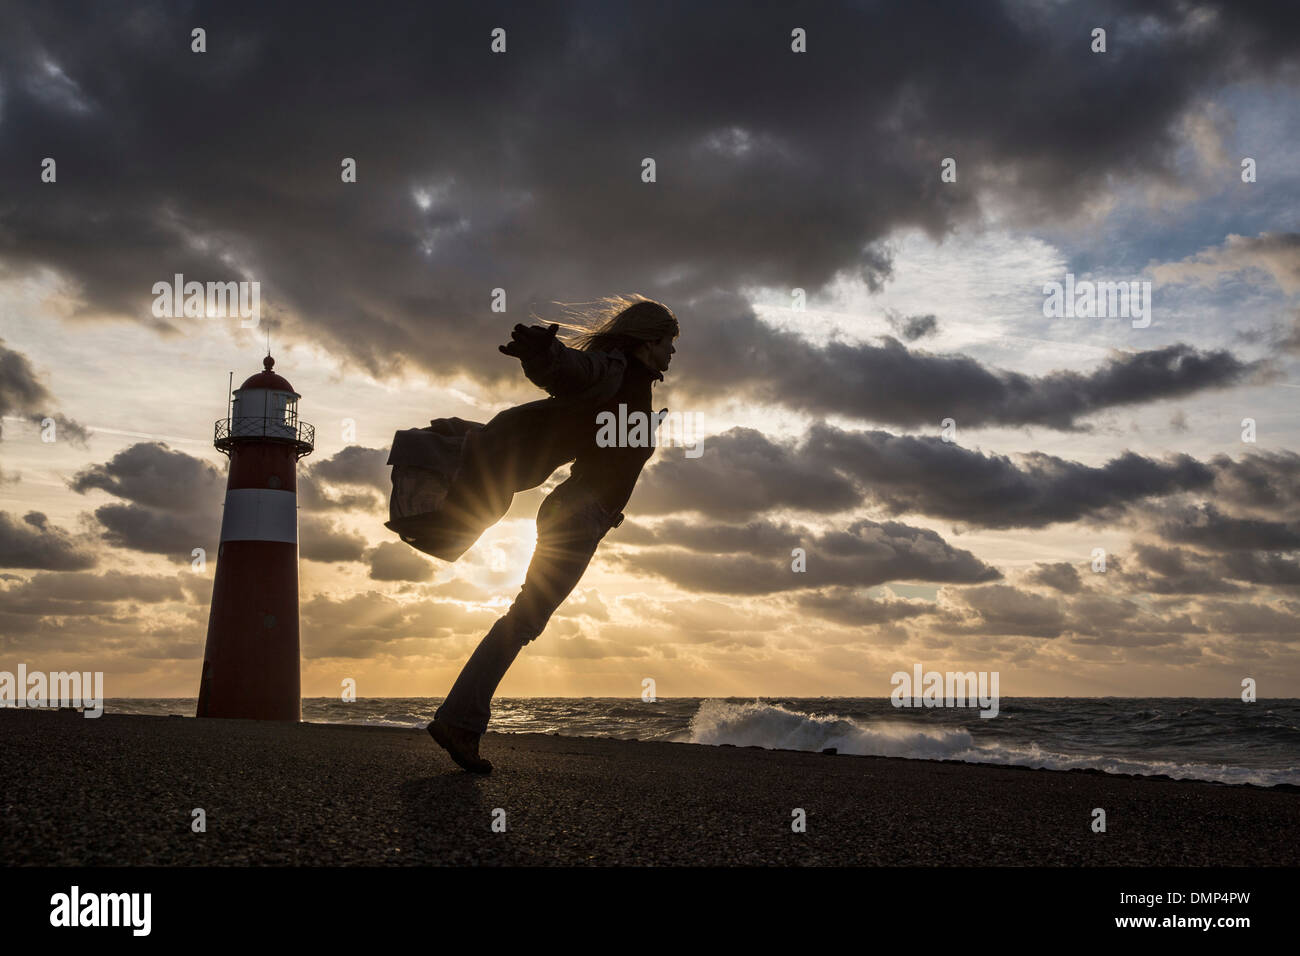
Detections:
[384, 338, 630, 562]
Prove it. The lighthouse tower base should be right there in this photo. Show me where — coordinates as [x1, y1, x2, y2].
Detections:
[197, 540, 301, 721]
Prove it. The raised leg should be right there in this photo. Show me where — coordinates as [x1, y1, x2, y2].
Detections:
[433, 481, 614, 734]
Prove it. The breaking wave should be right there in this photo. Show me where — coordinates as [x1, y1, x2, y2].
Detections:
[685, 698, 1300, 787]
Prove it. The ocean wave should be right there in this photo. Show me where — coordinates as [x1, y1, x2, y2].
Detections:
[687, 698, 974, 759]
[684, 698, 1300, 787]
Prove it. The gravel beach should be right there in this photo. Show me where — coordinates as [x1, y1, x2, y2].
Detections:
[2, 708, 1296, 866]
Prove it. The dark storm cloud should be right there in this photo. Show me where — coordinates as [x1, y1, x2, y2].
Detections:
[0, 339, 50, 415]
[0, 569, 186, 615]
[1208, 451, 1300, 518]
[0, 510, 96, 570]
[1054, 593, 1140, 634]
[65, 441, 388, 559]
[635, 423, 1217, 528]
[898, 539, 1298, 645]
[1196, 599, 1300, 639]
[940, 584, 1068, 638]
[300, 515, 367, 563]
[1, 0, 1295, 395]
[807, 425, 1217, 526]
[297, 444, 384, 512]
[0, 340, 89, 443]
[1064, 594, 1205, 642]
[795, 587, 934, 626]
[1026, 561, 1084, 594]
[298, 446, 388, 512]
[1117, 543, 1244, 595]
[305, 446, 389, 493]
[69, 442, 225, 559]
[611, 516, 1000, 593]
[630, 426, 861, 518]
[890, 313, 938, 342]
[676, 305, 1261, 430]
[1152, 503, 1300, 551]
[1114, 470, 1300, 591]
[935, 583, 1212, 644]
[70, 442, 225, 512]
[1213, 550, 1300, 588]
[91, 502, 216, 560]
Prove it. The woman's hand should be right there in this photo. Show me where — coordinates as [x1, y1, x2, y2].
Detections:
[499, 323, 559, 359]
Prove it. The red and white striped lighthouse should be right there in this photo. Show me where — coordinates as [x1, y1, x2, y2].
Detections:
[197, 354, 314, 720]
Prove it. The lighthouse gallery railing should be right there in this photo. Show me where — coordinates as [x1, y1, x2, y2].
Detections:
[214, 416, 315, 458]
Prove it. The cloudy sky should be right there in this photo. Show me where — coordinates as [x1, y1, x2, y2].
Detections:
[2, 0, 1298, 700]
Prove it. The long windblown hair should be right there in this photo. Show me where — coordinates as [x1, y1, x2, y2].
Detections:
[541, 294, 679, 353]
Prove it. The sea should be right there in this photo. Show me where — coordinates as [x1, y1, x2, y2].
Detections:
[101, 696, 1300, 788]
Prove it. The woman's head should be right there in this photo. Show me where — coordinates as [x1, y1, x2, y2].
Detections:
[547, 295, 679, 369]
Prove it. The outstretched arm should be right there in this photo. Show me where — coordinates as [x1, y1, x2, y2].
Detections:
[500, 323, 618, 398]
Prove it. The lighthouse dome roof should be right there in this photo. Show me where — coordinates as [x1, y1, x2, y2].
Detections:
[238, 355, 296, 392]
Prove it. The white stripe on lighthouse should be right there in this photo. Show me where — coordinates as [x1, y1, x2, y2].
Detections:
[219, 488, 298, 543]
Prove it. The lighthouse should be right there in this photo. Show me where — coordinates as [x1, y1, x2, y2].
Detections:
[197, 354, 314, 720]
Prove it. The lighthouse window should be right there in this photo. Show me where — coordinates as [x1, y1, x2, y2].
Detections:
[283, 397, 298, 426]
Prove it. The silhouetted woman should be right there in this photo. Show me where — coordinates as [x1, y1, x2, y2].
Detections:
[385, 295, 678, 772]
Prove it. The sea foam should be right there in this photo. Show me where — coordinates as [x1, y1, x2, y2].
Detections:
[687, 698, 974, 759]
